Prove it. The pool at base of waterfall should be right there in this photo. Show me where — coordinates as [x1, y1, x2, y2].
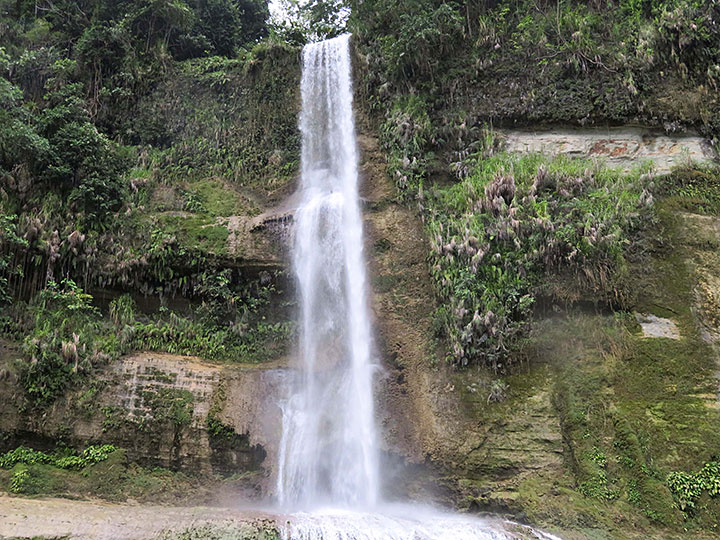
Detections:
[279, 505, 561, 540]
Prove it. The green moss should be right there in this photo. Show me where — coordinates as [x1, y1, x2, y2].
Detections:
[189, 178, 257, 218]
[140, 387, 195, 428]
[661, 166, 720, 216]
[0, 445, 210, 503]
[518, 185, 720, 534]
[8, 462, 71, 495]
[145, 367, 178, 384]
[156, 214, 229, 256]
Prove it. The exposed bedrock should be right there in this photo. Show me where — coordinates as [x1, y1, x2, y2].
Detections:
[1, 124, 718, 535]
[0, 351, 284, 496]
[501, 127, 716, 174]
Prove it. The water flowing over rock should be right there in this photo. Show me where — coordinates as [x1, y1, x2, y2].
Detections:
[274, 34, 562, 540]
[276, 33, 379, 509]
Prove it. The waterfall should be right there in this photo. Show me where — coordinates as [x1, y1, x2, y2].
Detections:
[275, 34, 563, 540]
[277, 33, 379, 509]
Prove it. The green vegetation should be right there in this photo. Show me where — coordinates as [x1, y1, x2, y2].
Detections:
[140, 386, 195, 428]
[358, 0, 720, 372]
[0, 444, 206, 502]
[0, 1, 299, 385]
[18, 279, 119, 406]
[1, 2, 720, 538]
[126, 271, 294, 362]
[357, 6, 720, 533]
[662, 165, 720, 215]
[507, 182, 720, 532]
[667, 461, 720, 515]
[354, 0, 720, 136]
[2, 444, 117, 495]
[270, 0, 349, 43]
[0, 214, 29, 303]
[12, 277, 291, 408]
[0, 444, 116, 470]
[426, 152, 652, 369]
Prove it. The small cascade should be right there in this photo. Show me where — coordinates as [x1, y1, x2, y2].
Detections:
[275, 33, 563, 540]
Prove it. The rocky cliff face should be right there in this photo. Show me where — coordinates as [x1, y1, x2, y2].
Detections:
[353, 123, 720, 539]
[0, 351, 276, 493]
[2, 37, 720, 539]
[2, 120, 719, 538]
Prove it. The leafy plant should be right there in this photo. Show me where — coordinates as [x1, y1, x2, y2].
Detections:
[667, 461, 720, 515]
[426, 153, 652, 370]
[17, 279, 119, 406]
[0, 444, 117, 470]
[0, 213, 30, 303]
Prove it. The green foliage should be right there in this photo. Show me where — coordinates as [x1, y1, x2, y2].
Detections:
[3, 0, 268, 61]
[104, 272, 293, 363]
[662, 165, 720, 215]
[132, 307, 293, 363]
[355, 0, 720, 162]
[10, 270, 291, 407]
[9, 464, 30, 493]
[0, 213, 30, 303]
[380, 95, 434, 199]
[269, 0, 350, 43]
[0, 5, 299, 312]
[0, 446, 53, 468]
[0, 444, 117, 470]
[667, 461, 720, 515]
[1, 54, 128, 228]
[427, 153, 652, 369]
[207, 416, 236, 439]
[653, 1, 720, 87]
[140, 386, 195, 428]
[18, 279, 117, 406]
[0, 445, 210, 501]
[109, 294, 136, 328]
[374, 0, 463, 85]
[128, 42, 300, 187]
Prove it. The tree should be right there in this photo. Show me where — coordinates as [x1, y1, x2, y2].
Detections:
[270, 0, 348, 43]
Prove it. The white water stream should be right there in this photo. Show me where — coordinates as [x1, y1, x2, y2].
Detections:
[276, 32, 378, 509]
[275, 34, 562, 540]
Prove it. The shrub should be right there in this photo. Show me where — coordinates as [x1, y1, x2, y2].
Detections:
[667, 460, 720, 515]
[18, 279, 116, 406]
[427, 153, 652, 369]
[0, 444, 117, 470]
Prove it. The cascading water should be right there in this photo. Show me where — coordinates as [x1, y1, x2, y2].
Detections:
[277, 32, 378, 509]
[276, 33, 562, 540]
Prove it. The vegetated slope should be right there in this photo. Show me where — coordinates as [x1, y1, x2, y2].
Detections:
[1, 2, 720, 539]
[349, 2, 720, 538]
[1, 2, 302, 402]
[0, 1, 301, 492]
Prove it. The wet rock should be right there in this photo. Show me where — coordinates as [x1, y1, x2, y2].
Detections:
[634, 313, 681, 339]
[0, 495, 278, 540]
[0, 352, 284, 494]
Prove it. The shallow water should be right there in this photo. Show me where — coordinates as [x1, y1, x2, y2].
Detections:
[280, 505, 562, 540]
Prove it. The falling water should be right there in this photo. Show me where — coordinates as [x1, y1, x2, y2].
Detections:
[276, 34, 563, 540]
[277, 33, 378, 509]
